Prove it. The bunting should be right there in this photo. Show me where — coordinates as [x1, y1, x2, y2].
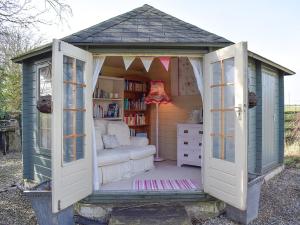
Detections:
[140, 57, 154, 72]
[122, 56, 135, 70]
[159, 57, 171, 71]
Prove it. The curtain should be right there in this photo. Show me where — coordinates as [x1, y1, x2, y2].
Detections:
[92, 56, 105, 190]
[188, 57, 204, 100]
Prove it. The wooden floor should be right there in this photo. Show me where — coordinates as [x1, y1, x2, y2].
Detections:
[100, 160, 202, 191]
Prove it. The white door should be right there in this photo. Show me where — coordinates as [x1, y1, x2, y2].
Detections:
[203, 42, 248, 210]
[52, 39, 93, 213]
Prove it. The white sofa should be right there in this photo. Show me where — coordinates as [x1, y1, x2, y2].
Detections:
[95, 120, 156, 184]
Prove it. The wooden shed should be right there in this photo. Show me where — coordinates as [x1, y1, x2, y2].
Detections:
[13, 4, 294, 222]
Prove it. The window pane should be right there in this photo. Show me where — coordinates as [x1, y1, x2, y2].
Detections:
[76, 137, 84, 160]
[63, 111, 74, 136]
[39, 113, 51, 149]
[39, 66, 52, 97]
[76, 86, 84, 109]
[225, 137, 235, 162]
[63, 56, 74, 81]
[212, 135, 221, 159]
[212, 112, 221, 134]
[212, 87, 221, 109]
[210, 58, 236, 163]
[76, 111, 84, 134]
[212, 61, 221, 85]
[64, 138, 74, 163]
[224, 111, 235, 136]
[224, 85, 235, 108]
[63, 56, 86, 164]
[76, 59, 84, 84]
[224, 57, 234, 83]
[64, 83, 75, 109]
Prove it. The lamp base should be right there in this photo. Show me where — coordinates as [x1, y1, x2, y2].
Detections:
[154, 156, 165, 162]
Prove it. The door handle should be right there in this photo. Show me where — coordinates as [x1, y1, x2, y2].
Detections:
[234, 104, 242, 120]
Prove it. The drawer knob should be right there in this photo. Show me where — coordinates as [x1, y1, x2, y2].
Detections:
[184, 130, 189, 133]
[199, 143, 202, 146]
[199, 131, 203, 134]
[184, 141, 188, 145]
[199, 155, 201, 159]
[184, 154, 188, 157]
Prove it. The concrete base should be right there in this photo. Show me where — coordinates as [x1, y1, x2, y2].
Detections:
[226, 175, 264, 225]
[264, 165, 284, 182]
[24, 191, 74, 225]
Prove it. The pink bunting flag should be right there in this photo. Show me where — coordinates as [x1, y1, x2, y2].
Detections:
[159, 57, 170, 71]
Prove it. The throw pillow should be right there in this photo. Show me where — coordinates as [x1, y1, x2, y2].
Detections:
[107, 122, 131, 146]
[102, 134, 120, 149]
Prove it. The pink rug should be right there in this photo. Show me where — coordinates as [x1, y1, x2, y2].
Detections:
[133, 179, 199, 191]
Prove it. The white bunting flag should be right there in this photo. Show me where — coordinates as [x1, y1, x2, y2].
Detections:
[122, 56, 135, 70]
[140, 57, 154, 72]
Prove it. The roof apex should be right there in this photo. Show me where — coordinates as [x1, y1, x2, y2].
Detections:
[62, 4, 232, 45]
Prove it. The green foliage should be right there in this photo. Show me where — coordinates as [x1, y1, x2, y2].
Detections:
[0, 28, 41, 115]
[284, 155, 300, 168]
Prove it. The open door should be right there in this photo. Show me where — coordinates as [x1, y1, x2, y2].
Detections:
[52, 39, 93, 213]
[203, 42, 248, 210]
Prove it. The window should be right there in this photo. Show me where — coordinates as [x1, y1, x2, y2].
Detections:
[211, 57, 235, 162]
[63, 56, 86, 163]
[37, 63, 52, 150]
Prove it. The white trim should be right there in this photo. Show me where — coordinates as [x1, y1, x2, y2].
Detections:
[248, 51, 295, 75]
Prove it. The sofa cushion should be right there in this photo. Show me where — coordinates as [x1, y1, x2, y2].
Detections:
[130, 137, 149, 147]
[102, 135, 120, 149]
[98, 149, 130, 166]
[111, 145, 156, 160]
[94, 119, 108, 150]
[107, 122, 131, 146]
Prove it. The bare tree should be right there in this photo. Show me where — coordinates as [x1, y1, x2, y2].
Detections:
[0, 0, 72, 30]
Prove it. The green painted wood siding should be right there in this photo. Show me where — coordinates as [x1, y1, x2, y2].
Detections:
[261, 65, 280, 173]
[247, 58, 256, 174]
[22, 59, 52, 183]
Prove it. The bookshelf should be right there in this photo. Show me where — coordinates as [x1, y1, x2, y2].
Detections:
[93, 76, 124, 121]
[123, 75, 150, 138]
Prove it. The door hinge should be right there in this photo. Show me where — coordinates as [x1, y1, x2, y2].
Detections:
[58, 42, 61, 52]
[58, 200, 61, 211]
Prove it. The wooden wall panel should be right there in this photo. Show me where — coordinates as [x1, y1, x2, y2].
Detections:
[147, 58, 202, 160]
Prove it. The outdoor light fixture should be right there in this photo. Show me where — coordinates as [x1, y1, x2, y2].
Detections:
[145, 80, 171, 162]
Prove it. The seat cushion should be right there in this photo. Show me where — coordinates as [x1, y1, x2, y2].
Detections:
[98, 149, 130, 166]
[107, 122, 131, 146]
[111, 145, 156, 160]
[94, 119, 108, 150]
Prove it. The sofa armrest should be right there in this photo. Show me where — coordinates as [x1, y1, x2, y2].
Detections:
[130, 136, 149, 147]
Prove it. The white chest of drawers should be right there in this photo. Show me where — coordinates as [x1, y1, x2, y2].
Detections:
[177, 123, 203, 167]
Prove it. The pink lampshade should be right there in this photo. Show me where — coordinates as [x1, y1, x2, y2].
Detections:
[145, 80, 171, 104]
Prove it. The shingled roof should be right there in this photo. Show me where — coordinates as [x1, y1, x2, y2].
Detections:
[63, 4, 231, 46]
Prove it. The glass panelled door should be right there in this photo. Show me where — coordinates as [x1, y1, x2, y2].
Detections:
[211, 58, 235, 162]
[63, 56, 86, 163]
[52, 39, 93, 213]
[203, 42, 248, 210]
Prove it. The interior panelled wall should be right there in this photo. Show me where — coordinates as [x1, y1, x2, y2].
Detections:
[22, 57, 52, 182]
[147, 58, 202, 160]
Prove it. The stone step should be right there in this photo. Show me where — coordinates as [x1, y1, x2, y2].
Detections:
[109, 204, 190, 225]
[75, 199, 225, 225]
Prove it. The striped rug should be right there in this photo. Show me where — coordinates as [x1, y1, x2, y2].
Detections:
[133, 179, 199, 191]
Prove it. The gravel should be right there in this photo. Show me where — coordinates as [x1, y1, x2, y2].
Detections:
[0, 151, 37, 225]
[0, 152, 299, 225]
[202, 167, 300, 225]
